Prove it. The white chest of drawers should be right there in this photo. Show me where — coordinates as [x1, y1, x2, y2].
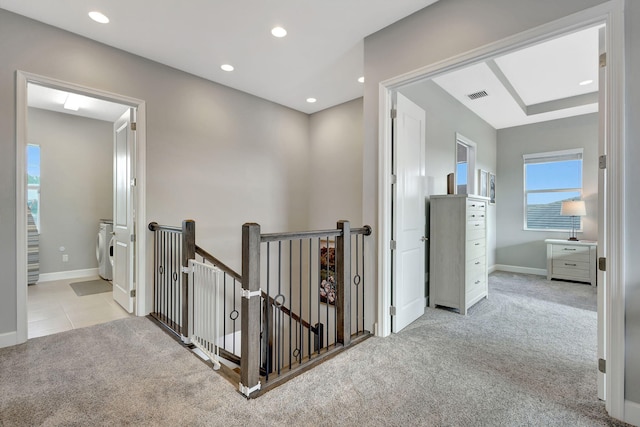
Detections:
[429, 195, 489, 315]
[545, 239, 597, 286]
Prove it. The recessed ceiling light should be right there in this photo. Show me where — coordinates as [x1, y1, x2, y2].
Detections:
[88, 11, 109, 24]
[221, 64, 234, 72]
[306, 98, 317, 103]
[358, 76, 365, 83]
[579, 79, 594, 86]
[271, 26, 287, 38]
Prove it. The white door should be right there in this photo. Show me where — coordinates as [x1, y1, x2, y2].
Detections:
[113, 108, 136, 313]
[596, 26, 606, 401]
[392, 93, 426, 332]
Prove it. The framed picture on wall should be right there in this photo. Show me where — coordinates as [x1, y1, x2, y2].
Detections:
[478, 169, 489, 197]
[489, 173, 496, 204]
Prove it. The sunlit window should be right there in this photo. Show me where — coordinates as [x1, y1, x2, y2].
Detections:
[523, 149, 583, 231]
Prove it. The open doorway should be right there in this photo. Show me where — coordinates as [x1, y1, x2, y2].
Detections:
[378, 7, 624, 415]
[26, 84, 130, 337]
[15, 72, 147, 342]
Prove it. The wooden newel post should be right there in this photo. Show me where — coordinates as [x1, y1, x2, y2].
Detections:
[181, 220, 195, 342]
[240, 223, 261, 397]
[336, 220, 351, 346]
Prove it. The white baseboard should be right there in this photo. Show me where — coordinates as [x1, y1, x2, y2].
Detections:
[624, 400, 640, 426]
[38, 268, 98, 283]
[0, 331, 17, 349]
[494, 264, 547, 277]
[489, 264, 497, 274]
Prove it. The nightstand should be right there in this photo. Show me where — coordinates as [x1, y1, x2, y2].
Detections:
[545, 239, 597, 286]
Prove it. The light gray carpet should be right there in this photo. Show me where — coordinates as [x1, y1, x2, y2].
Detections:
[69, 279, 112, 296]
[0, 272, 629, 426]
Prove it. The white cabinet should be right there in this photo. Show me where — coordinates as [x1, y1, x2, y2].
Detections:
[545, 239, 597, 286]
[429, 195, 488, 315]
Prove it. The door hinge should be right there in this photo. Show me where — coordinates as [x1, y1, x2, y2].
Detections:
[599, 155, 607, 170]
[130, 178, 137, 187]
[598, 358, 606, 374]
[131, 122, 137, 131]
[390, 109, 397, 119]
[389, 306, 396, 316]
[130, 289, 136, 298]
[390, 240, 397, 251]
[598, 257, 606, 272]
[599, 52, 606, 68]
[391, 174, 397, 185]
[130, 234, 136, 243]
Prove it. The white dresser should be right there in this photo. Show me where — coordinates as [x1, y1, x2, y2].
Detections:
[545, 239, 597, 286]
[429, 195, 488, 315]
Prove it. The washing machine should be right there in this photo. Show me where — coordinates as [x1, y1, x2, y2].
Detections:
[97, 220, 114, 281]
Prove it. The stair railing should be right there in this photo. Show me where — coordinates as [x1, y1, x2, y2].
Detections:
[148, 219, 372, 398]
[240, 220, 372, 397]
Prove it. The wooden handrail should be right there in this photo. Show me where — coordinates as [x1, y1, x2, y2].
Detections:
[195, 245, 242, 283]
[261, 291, 317, 333]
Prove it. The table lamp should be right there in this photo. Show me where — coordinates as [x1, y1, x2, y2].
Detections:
[560, 200, 586, 241]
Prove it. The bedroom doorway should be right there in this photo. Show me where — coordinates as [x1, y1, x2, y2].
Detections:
[377, 4, 624, 418]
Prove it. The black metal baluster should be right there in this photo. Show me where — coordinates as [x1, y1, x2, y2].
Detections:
[289, 240, 293, 370]
[308, 238, 312, 360]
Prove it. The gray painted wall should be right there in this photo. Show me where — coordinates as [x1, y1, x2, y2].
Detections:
[308, 98, 363, 230]
[28, 108, 113, 275]
[399, 80, 497, 269]
[0, 9, 311, 336]
[496, 114, 599, 271]
[363, 0, 640, 408]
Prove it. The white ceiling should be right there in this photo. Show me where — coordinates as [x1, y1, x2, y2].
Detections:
[0, 0, 439, 115]
[430, 25, 601, 129]
[28, 84, 130, 122]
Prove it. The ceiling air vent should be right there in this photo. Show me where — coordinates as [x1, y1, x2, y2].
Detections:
[467, 90, 488, 100]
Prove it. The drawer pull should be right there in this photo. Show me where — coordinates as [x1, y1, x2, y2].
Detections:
[475, 223, 480, 227]
[475, 261, 480, 265]
[565, 263, 577, 267]
[475, 280, 481, 284]
[475, 243, 480, 246]
[563, 248, 577, 251]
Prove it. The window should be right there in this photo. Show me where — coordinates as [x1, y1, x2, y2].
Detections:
[455, 133, 477, 195]
[27, 144, 40, 231]
[524, 149, 583, 230]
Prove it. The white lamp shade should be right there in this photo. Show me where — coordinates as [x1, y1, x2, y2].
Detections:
[560, 200, 586, 216]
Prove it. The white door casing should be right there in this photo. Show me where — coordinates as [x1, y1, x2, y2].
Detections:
[596, 25, 607, 402]
[113, 108, 136, 313]
[392, 93, 426, 332]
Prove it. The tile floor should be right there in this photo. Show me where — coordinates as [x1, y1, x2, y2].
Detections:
[28, 276, 132, 339]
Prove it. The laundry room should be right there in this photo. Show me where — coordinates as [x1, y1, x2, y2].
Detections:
[28, 105, 113, 281]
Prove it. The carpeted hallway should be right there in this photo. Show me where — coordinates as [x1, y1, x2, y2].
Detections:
[0, 272, 629, 426]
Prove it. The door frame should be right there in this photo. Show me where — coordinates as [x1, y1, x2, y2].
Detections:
[15, 71, 148, 343]
[376, 0, 625, 419]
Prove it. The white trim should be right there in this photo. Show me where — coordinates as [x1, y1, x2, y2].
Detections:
[0, 331, 18, 349]
[624, 400, 640, 426]
[377, 85, 393, 337]
[15, 71, 148, 342]
[488, 264, 497, 274]
[16, 72, 28, 344]
[603, 0, 625, 419]
[376, 0, 626, 421]
[493, 264, 546, 277]
[38, 268, 99, 283]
